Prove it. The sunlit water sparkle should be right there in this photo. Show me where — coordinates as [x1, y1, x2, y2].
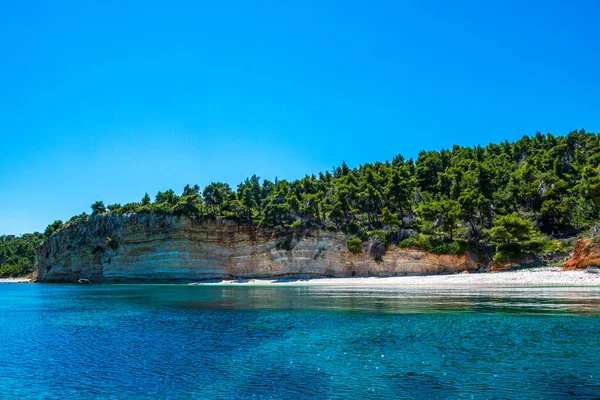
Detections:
[1, 284, 599, 399]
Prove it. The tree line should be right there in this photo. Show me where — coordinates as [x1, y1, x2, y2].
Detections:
[0, 221, 61, 277]
[80, 129, 600, 258]
[4, 129, 600, 276]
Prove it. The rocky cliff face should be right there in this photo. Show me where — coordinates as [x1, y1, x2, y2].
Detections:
[35, 213, 481, 283]
[563, 238, 600, 270]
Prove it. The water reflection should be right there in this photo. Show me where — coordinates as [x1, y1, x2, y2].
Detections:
[90, 285, 600, 316]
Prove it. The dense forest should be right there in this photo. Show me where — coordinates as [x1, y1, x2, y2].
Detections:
[0, 222, 61, 277]
[3, 130, 600, 276]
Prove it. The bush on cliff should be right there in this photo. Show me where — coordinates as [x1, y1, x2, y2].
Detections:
[346, 237, 363, 254]
[402, 234, 470, 256]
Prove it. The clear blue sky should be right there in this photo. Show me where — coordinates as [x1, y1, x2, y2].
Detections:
[1, 0, 599, 235]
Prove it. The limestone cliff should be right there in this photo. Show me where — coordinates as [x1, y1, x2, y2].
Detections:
[563, 238, 600, 270]
[35, 213, 481, 283]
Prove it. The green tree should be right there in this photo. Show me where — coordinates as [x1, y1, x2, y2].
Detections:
[91, 201, 106, 215]
[141, 193, 151, 206]
[419, 198, 461, 240]
[488, 213, 534, 244]
[44, 220, 63, 238]
[379, 207, 400, 227]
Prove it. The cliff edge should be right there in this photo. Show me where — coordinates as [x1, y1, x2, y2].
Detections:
[34, 213, 480, 283]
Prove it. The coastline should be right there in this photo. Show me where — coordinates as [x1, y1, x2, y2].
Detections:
[0, 277, 31, 283]
[7, 267, 600, 286]
[192, 267, 600, 287]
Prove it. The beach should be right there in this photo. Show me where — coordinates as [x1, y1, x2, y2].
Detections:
[4, 268, 600, 286]
[0, 277, 31, 283]
[199, 267, 600, 287]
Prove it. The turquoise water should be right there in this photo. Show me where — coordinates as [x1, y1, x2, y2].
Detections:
[1, 284, 600, 399]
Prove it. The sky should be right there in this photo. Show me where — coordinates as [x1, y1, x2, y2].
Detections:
[1, 0, 599, 235]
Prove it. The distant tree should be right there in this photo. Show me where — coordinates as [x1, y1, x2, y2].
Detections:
[0, 232, 44, 277]
[155, 189, 178, 205]
[91, 201, 106, 215]
[203, 182, 232, 214]
[107, 203, 122, 213]
[44, 220, 63, 238]
[183, 184, 200, 196]
[141, 193, 151, 206]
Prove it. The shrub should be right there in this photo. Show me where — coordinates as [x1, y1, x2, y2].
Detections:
[367, 230, 391, 246]
[398, 237, 418, 248]
[414, 234, 470, 255]
[346, 237, 363, 254]
[493, 243, 522, 262]
[522, 238, 570, 253]
[345, 223, 360, 234]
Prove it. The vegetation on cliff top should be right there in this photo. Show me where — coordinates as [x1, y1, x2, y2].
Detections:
[79, 130, 600, 253]
[4, 129, 600, 276]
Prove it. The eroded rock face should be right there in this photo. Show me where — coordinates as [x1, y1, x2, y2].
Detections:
[563, 238, 600, 270]
[35, 214, 480, 283]
[487, 254, 540, 272]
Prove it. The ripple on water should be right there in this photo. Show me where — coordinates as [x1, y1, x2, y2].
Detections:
[0, 284, 599, 399]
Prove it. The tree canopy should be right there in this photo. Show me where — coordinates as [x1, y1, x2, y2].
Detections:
[0, 232, 44, 277]
[6, 129, 599, 276]
[83, 130, 599, 244]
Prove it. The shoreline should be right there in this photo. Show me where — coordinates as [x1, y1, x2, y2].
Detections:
[0, 277, 31, 283]
[191, 267, 600, 287]
[7, 267, 600, 286]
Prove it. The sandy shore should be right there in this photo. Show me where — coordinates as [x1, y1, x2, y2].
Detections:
[3, 268, 599, 286]
[195, 267, 600, 287]
[0, 277, 31, 283]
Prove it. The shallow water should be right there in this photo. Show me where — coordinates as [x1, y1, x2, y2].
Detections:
[1, 284, 600, 399]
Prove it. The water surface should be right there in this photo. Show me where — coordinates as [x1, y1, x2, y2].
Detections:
[1, 284, 599, 399]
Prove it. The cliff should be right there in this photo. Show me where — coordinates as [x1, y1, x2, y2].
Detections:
[34, 213, 481, 283]
[563, 238, 600, 270]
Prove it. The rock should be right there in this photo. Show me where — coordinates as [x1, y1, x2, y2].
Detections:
[34, 213, 481, 283]
[487, 254, 539, 272]
[563, 238, 600, 270]
[367, 236, 386, 261]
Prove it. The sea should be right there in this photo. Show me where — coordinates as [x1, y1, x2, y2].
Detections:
[1, 283, 599, 399]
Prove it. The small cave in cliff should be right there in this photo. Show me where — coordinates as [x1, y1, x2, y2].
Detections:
[351, 271, 357, 277]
